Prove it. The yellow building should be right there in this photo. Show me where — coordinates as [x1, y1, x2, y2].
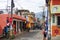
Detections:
[26, 12, 35, 29]
[27, 15, 34, 28]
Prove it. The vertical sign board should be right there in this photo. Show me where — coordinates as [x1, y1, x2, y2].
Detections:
[9, 17, 13, 24]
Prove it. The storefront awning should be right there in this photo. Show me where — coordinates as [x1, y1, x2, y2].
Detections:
[13, 14, 26, 21]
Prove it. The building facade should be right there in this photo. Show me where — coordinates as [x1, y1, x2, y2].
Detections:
[0, 10, 26, 37]
[50, 0, 60, 39]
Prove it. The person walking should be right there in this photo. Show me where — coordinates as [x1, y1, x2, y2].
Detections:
[4, 26, 9, 38]
[42, 22, 48, 40]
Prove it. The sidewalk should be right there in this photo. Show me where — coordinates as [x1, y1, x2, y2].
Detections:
[51, 35, 60, 40]
[1, 30, 43, 40]
[0, 31, 26, 40]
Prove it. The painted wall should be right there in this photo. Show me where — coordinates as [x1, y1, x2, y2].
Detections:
[51, 5, 60, 14]
[26, 15, 34, 28]
[50, 0, 60, 37]
[51, 15, 60, 36]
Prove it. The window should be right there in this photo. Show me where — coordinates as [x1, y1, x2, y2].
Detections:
[57, 16, 60, 25]
[52, 15, 55, 23]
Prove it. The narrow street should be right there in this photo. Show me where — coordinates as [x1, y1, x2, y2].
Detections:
[0, 30, 43, 40]
[0, 0, 53, 40]
[13, 30, 43, 40]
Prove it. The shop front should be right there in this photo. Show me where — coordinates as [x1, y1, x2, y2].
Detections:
[0, 14, 26, 37]
[50, 0, 60, 37]
[12, 14, 26, 35]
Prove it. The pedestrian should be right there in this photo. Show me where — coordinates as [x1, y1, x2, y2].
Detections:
[26, 23, 30, 32]
[13, 24, 16, 35]
[42, 22, 47, 40]
[23, 22, 26, 31]
[4, 26, 9, 38]
[43, 29, 47, 40]
[4, 22, 10, 38]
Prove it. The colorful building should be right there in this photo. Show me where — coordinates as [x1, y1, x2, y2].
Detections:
[26, 12, 35, 29]
[0, 8, 36, 37]
[14, 9, 35, 31]
[15, 9, 29, 29]
[50, 0, 60, 38]
[0, 13, 26, 37]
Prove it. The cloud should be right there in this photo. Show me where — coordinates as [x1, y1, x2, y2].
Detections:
[15, 0, 45, 13]
[0, 0, 11, 9]
[0, 0, 45, 13]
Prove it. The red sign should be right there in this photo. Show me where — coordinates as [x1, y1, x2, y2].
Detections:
[9, 17, 13, 24]
[54, 29, 59, 34]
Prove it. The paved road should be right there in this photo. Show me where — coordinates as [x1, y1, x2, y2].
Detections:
[13, 30, 43, 40]
[52, 36, 60, 40]
[0, 30, 43, 40]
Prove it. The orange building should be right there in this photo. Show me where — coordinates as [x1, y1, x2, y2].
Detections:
[0, 14, 26, 37]
[50, 0, 60, 37]
[26, 12, 35, 30]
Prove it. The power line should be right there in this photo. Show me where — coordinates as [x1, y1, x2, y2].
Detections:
[0, 0, 24, 9]
[0, 1, 7, 2]
[14, 0, 23, 9]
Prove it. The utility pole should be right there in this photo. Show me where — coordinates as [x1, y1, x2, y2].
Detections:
[42, 6, 45, 23]
[39, 6, 45, 22]
[10, 0, 15, 38]
[39, 6, 45, 24]
[11, 0, 14, 18]
[46, 0, 51, 40]
[39, 6, 45, 28]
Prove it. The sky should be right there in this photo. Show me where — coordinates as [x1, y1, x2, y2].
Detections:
[35, 7, 48, 19]
[0, 0, 46, 13]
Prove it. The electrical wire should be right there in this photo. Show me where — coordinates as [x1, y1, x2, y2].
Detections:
[14, 0, 23, 9]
